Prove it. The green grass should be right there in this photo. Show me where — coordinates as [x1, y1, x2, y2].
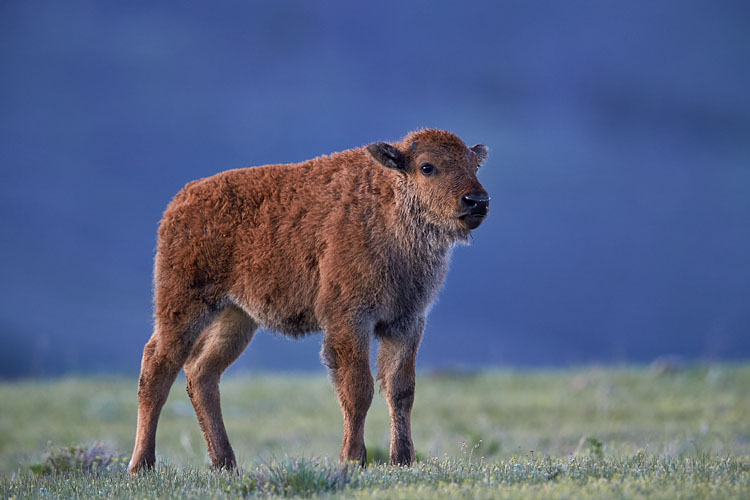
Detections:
[1, 364, 749, 498]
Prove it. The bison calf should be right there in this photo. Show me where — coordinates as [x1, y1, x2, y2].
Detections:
[129, 129, 490, 472]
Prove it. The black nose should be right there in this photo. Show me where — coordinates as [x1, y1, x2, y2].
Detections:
[461, 191, 490, 215]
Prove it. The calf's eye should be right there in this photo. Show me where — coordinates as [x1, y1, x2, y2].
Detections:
[420, 163, 435, 176]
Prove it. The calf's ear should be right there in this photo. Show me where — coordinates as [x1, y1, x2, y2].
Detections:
[367, 142, 407, 171]
[471, 144, 489, 165]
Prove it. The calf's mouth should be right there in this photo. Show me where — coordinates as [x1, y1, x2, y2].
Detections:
[458, 213, 486, 230]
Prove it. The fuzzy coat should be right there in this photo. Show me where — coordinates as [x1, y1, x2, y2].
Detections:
[129, 129, 490, 473]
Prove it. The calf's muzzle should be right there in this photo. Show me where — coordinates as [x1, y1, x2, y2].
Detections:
[461, 190, 490, 216]
[458, 189, 490, 229]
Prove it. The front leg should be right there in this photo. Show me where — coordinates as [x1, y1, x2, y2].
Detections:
[376, 316, 424, 466]
[321, 322, 374, 465]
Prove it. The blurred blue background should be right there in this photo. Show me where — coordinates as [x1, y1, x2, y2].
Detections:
[1, 1, 749, 377]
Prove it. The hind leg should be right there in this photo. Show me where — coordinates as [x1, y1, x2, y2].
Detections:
[184, 305, 257, 469]
[129, 298, 215, 473]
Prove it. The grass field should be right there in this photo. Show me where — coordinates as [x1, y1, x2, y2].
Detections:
[1, 364, 749, 498]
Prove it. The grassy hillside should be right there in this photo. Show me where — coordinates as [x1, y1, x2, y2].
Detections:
[1, 365, 749, 498]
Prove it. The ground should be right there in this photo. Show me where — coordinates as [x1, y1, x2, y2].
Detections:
[1, 365, 749, 498]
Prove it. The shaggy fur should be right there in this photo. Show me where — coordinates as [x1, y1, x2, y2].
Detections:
[129, 129, 490, 473]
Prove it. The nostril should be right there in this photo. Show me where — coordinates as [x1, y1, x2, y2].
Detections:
[462, 196, 478, 209]
[462, 192, 490, 213]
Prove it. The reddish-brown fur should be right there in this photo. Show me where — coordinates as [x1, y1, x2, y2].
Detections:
[129, 129, 490, 472]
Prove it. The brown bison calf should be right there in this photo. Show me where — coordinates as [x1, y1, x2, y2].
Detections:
[129, 129, 490, 473]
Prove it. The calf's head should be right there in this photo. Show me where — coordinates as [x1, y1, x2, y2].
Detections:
[367, 130, 490, 233]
